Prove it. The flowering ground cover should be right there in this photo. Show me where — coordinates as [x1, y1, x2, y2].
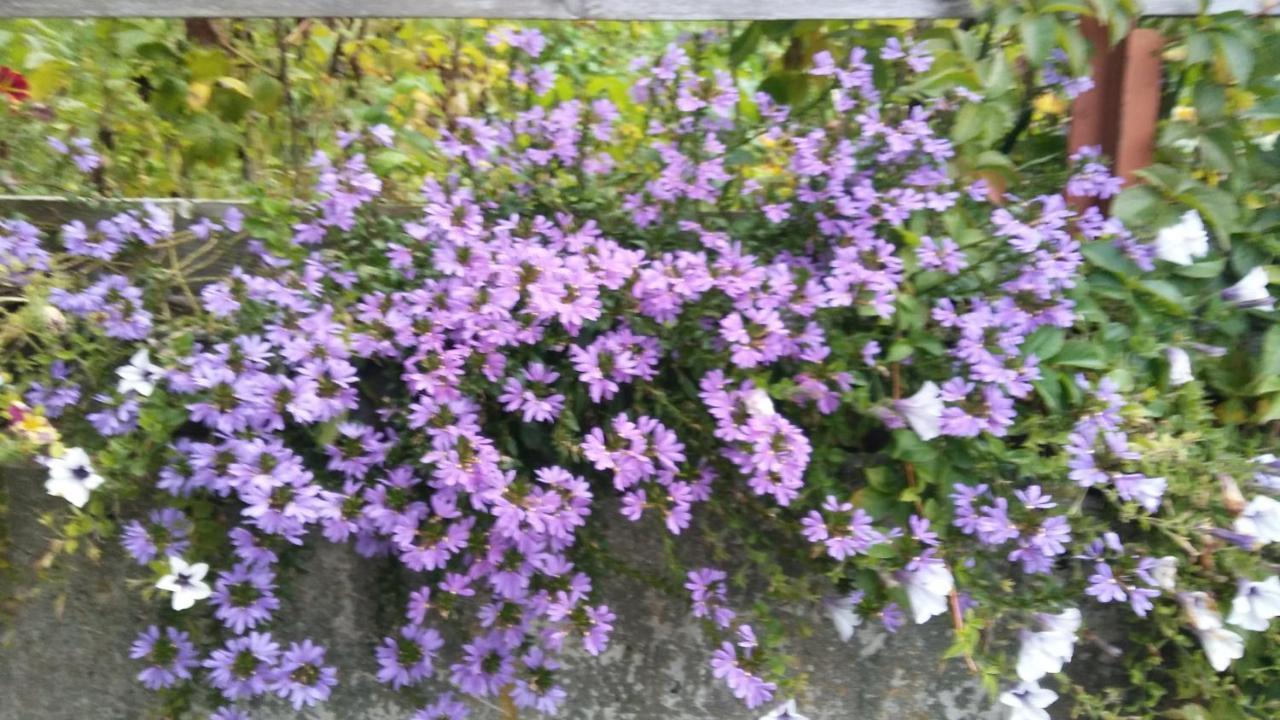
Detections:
[2, 8, 1280, 720]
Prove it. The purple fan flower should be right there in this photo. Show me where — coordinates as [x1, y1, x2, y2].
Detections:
[129, 625, 199, 690]
[203, 631, 281, 701]
[271, 639, 338, 710]
[375, 624, 443, 689]
[121, 508, 192, 565]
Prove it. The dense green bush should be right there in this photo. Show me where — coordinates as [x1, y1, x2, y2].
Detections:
[1, 5, 1279, 720]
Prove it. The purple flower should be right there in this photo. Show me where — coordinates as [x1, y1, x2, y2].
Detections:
[210, 562, 281, 634]
[203, 631, 281, 701]
[1085, 563, 1127, 604]
[412, 693, 470, 720]
[271, 639, 338, 710]
[375, 624, 443, 689]
[121, 508, 192, 565]
[129, 625, 198, 690]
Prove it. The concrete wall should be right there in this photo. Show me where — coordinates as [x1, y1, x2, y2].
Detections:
[0, 468, 1000, 720]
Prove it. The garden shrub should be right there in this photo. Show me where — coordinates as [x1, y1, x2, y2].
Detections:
[1, 8, 1279, 720]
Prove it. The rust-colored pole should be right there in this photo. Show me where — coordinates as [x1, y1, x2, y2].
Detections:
[1066, 18, 1164, 210]
[1114, 29, 1165, 186]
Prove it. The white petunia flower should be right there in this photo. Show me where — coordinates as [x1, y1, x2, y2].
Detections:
[1226, 576, 1280, 632]
[902, 557, 953, 625]
[155, 556, 212, 611]
[895, 381, 943, 442]
[1016, 609, 1081, 683]
[758, 699, 810, 720]
[743, 388, 776, 418]
[999, 681, 1058, 720]
[1150, 556, 1179, 591]
[825, 594, 862, 643]
[1222, 267, 1274, 311]
[43, 447, 104, 508]
[1251, 454, 1280, 490]
[1153, 210, 1210, 266]
[1234, 495, 1280, 544]
[116, 348, 164, 397]
[1166, 347, 1194, 386]
[1181, 591, 1245, 672]
[1199, 626, 1245, 672]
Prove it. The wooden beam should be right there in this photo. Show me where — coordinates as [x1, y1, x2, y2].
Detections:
[0, 0, 1274, 19]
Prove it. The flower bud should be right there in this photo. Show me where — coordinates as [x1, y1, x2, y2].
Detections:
[1219, 474, 1246, 514]
[41, 304, 67, 333]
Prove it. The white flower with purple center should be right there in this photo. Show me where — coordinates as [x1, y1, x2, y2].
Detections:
[901, 554, 953, 624]
[1181, 592, 1245, 672]
[895, 381, 943, 441]
[1226, 576, 1280, 632]
[155, 556, 212, 611]
[999, 681, 1058, 720]
[1234, 495, 1280, 544]
[43, 447, 104, 508]
[1166, 346, 1194, 386]
[1222, 266, 1274, 311]
[825, 592, 864, 642]
[759, 699, 811, 720]
[1153, 210, 1210, 266]
[116, 347, 164, 397]
[1016, 608, 1080, 682]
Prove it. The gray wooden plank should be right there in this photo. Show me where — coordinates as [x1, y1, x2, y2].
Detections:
[0, 0, 1273, 18]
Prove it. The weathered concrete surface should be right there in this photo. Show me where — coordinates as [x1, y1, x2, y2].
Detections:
[1, 469, 999, 720]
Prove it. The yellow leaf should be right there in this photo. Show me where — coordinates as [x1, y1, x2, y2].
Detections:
[187, 81, 211, 110]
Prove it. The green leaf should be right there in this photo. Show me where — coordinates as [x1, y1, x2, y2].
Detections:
[1018, 15, 1057, 66]
[1022, 326, 1065, 361]
[1109, 186, 1162, 227]
[1214, 31, 1253, 83]
[1054, 341, 1108, 370]
[1082, 241, 1139, 276]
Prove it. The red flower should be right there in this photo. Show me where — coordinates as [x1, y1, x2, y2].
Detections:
[0, 66, 30, 102]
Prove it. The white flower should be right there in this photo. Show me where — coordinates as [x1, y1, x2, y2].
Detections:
[743, 388, 776, 418]
[1166, 347, 1194, 386]
[1234, 495, 1280, 544]
[116, 348, 163, 397]
[1199, 626, 1245, 672]
[825, 595, 862, 642]
[1150, 556, 1179, 591]
[902, 558, 953, 625]
[1016, 609, 1080, 682]
[1251, 454, 1280, 490]
[999, 681, 1058, 720]
[44, 447, 104, 508]
[155, 556, 212, 611]
[1222, 267, 1274, 311]
[1153, 210, 1210, 266]
[895, 381, 943, 442]
[758, 699, 810, 720]
[1226, 576, 1280, 632]
[1180, 591, 1245, 671]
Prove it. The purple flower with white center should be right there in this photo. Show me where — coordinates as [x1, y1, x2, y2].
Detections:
[203, 631, 281, 700]
[210, 562, 281, 634]
[375, 624, 443, 689]
[129, 625, 198, 690]
[709, 634, 776, 709]
[271, 639, 338, 710]
[1085, 562, 1127, 604]
[121, 507, 192, 565]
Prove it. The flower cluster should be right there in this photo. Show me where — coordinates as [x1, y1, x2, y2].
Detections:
[8, 26, 1280, 720]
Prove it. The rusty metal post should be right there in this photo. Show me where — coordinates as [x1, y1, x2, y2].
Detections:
[1067, 19, 1164, 210]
